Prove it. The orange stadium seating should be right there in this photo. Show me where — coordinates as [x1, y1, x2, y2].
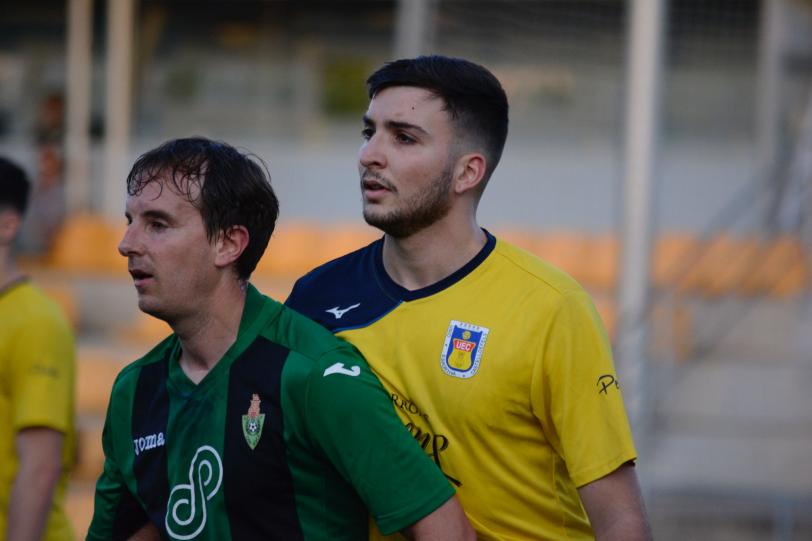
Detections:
[47, 213, 127, 275]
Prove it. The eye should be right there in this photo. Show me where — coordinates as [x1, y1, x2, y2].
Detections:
[395, 132, 415, 144]
[361, 127, 374, 140]
[148, 220, 168, 232]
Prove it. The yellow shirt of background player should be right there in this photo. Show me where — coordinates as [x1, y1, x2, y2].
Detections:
[0, 281, 76, 541]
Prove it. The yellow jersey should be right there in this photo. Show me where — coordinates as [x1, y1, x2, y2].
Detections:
[287, 232, 637, 540]
[0, 279, 75, 541]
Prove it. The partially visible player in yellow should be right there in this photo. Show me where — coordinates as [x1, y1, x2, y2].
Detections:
[0, 157, 75, 541]
[286, 55, 652, 540]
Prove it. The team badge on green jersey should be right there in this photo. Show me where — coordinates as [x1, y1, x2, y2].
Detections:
[242, 393, 265, 450]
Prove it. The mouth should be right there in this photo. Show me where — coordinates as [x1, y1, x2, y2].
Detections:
[129, 268, 154, 288]
[361, 176, 393, 200]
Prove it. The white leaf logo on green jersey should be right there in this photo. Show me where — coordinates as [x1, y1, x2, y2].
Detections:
[165, 445, 223, 540]
[323, 362, 361, 377]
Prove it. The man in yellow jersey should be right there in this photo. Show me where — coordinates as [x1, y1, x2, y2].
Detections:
[286, 55, 652, 540]
[0, 157, 75, 541]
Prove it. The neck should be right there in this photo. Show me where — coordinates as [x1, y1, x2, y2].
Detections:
[382, 211, 486, 291]
[0, 248, 22, 291]
[173, 280, 247, 384]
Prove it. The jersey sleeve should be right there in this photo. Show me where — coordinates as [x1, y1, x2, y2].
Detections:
[87, 378, 151, 540]
[531, 290, 637, 487]
[303, 347, 455, 535]
[8, 307, 75, 434]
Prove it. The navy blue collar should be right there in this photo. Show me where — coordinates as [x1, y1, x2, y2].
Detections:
[372, 230, 496, 302]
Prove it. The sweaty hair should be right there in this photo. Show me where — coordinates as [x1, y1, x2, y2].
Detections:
[126, 137, 279, 281]
[0, 157, 30, 215]
[366, 55, 509, 187]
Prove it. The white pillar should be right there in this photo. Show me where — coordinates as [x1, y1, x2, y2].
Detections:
[394, 0, 434, 59]
[756, 0, 785, 171]
[617, 0, 667, 435]
[65, 0, 93, 213]
[103, 0, 135, 218]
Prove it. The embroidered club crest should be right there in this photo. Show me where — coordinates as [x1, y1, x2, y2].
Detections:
[441, 320, 489, 379]
[241, 394, 265, 450]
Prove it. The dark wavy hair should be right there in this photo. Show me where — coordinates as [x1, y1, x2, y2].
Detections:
[367, 55, 509, 189]
[126, 137, 279, 280]
[0, 157, 30, 214]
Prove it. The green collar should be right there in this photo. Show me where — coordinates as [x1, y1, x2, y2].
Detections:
[166, 283, 282, 397]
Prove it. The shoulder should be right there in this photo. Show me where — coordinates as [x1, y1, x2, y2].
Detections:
[5, 282, 72, 337]
[285, 240, 396, 331]
[287, 240, 376, 302]
[270, 304, 368, 373]
[491, 237, 590, 303]
[271, 306, 387, 431]
[109, 336, 174, 400]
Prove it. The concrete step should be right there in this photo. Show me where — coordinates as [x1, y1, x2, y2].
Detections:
[641, 430, 812, 495]
[688, 297, 812, 360]
[655, 357, 812, 430]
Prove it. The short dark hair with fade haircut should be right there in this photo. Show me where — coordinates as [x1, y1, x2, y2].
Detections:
[366, 55, 509, 187]
[0, 157, 31, 215]
[126, 137, 279, 281]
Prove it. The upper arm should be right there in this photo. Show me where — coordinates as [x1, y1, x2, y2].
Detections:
[87, 384, 151, 540]
[303, 349, 455, 534]
[401, 496, 475, 541]
[532, 291, 637, 486]
[9, 310, 75, 434]
[578, 462, 652, 541]
[15, 427, 64, 473]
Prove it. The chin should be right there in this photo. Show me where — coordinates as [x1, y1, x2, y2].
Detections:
[363, 215, 415, 239]
[137, 299, 169, 322]
[363, 211, 396, 234]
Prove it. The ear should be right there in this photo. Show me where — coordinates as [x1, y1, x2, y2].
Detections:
[213, 225, 250, 271]
[0, 209, 22, 246]
[452, 153, 487, 195]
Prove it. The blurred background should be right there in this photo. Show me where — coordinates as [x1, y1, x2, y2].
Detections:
[1, 0, 811, 538]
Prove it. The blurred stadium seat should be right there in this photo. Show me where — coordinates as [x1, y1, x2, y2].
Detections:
[318, 223, 379, 263]
[117, 311, 172, 345]
[65, 483, 96, 539]
[47, 213, 126, 275]
[494, 227, 543, 254]
[75, 346, 127, 415]
[72, 423, 104, 483]
[696, 233, 758, 297]
[41, 283, 80, 330]
[740, 234, 808, 297]
[255, 221, 325, 277]
[534, 231, 591, 285]
[651, 232, 701, 291]
[582, 233, 619, 292]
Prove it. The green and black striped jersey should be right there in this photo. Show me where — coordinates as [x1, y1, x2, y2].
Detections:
[87, 284, 453, 541]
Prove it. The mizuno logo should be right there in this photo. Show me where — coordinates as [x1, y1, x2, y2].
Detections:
[323, 362, 361, 377]
[325, 303, 361, 319]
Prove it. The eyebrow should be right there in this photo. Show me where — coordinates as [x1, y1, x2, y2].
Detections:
[127, 209, 175, 224]
[363, 115, 430, 137]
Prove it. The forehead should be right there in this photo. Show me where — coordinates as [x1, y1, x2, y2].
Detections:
[125, 175, 200, 214]
[367, 86, 448, 122]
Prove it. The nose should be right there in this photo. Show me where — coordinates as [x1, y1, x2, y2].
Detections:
[359, 134, 385, 170]
[118, 223, 139, 258]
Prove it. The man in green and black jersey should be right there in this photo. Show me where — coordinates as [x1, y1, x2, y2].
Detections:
[87, 138, 473, 541]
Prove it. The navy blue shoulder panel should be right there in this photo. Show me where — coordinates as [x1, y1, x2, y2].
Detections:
[285, 239, 400, 332]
